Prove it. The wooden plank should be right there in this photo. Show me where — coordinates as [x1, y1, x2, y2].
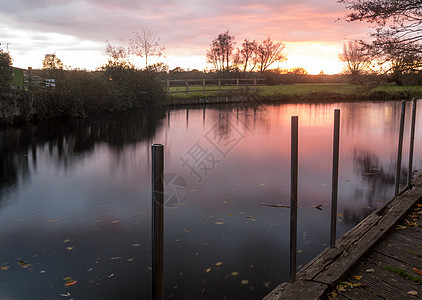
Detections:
[362, 252, 422, 292]
[264, 175, 422, 300]
[261, 280, 328, 300]
[298, 213, 381, 280]
[337, 286, 382, 300]
[314, 185, 422, 286]
[373, 232, 422, 266]
[403, 226, 422, 240]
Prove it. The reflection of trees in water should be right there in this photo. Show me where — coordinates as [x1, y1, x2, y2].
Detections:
[341, 102, 401, 137]
[0, 109, 165, 208]
[342, 148, 407, 226]
[203, 102, 268, 141]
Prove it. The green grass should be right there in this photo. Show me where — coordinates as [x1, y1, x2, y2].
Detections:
[166, 83, 422, 101]
[382, 265, 422, 284]
[257, 83, 356, 97]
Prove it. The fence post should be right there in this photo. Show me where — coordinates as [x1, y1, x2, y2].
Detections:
[152, 144, 164, 300]
[395, 100, 406, 197]
[290, 116, 298, 282]
[407, 98, 417, 187]
[330, 109, 340, 248]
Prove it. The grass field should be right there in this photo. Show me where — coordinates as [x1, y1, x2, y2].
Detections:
[167, 83, 422, 100]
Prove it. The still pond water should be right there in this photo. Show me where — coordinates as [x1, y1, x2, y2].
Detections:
[0, 101, 421, 299]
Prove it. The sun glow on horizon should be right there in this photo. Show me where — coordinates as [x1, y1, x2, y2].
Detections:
[5, 30, 345, 75]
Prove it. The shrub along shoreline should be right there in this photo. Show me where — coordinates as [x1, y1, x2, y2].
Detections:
[0, 69, 167, 125]
[2, 80, 422, 126]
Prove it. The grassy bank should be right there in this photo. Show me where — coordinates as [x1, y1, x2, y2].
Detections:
[166, 83, 422, 105]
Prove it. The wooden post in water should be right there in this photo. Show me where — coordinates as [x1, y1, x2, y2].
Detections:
[330, 109, 340, 248]
[254, 78, 257, 92]
[166, 79, 170, 94]
[152, 144, 164, 300]
[218, 78, 221, 92]
[290, 116, 298, 282]
[203, 78, 206, 94]
[185, 79, 189, 94]
[407, 99, 417, 187]
[395, 100, 406, 197]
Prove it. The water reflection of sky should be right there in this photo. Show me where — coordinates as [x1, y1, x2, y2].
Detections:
[0, 101, 421, 299]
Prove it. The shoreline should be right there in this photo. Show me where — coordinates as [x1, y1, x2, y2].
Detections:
[2, 89, 421, 126]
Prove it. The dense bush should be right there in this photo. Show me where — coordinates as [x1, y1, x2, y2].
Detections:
[28, 68, 166, 121]
[0, 50, 13, 92]
[0, 64, 166, 124]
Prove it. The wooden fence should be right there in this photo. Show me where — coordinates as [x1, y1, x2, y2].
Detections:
[163, 78, 266, 94]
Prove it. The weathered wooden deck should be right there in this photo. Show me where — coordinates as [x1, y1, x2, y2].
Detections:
[331, 202, 422, 299]
[263, 174, 422, 300]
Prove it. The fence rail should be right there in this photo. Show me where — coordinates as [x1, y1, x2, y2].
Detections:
[163, 78, 266, 94]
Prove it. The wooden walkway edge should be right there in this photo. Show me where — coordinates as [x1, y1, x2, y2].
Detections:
[263, 174, 422, 300]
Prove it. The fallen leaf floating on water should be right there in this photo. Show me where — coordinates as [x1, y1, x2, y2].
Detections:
[353, 275, 363, 280]
[365, 269, 375, 273]
[408, 291, 419, 296]
[62, 239, 71, 244]
[19, 261, 31, 269]
[205, 268, 211, 273]
[111, 220, 120, 224]
[231, 271, 239, 276]
[246, 216, 255, 219]
[47, 219, 59, 223]
[131, 244, 141, 247]
[241, 280, 249, 285]
[66, 247, 75, 251]
[63, 277, 77, 287]
[215, 222, 224, 225]
[60, 292, 71, 297]
[396, 225, 407, 230]
[1, 266, 10, 271]
[215, 262, 223, 267]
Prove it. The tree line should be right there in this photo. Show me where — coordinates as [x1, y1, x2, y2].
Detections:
[206, 31, 287, 73]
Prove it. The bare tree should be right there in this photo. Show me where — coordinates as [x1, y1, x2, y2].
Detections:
[340, 0, 422, 64]
[255, 37, 287, 72]
[206, 31, 235, 72]
[130, 26, 164, 68]
[104, 43, 133, 69]
[339, 40, 369, 76]
[237, 39, 258, 73]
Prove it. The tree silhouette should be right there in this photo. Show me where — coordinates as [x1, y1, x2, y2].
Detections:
[130, 26, 164, 68]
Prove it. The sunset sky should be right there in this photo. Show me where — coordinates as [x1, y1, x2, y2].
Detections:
[0, 0, 371, 74]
